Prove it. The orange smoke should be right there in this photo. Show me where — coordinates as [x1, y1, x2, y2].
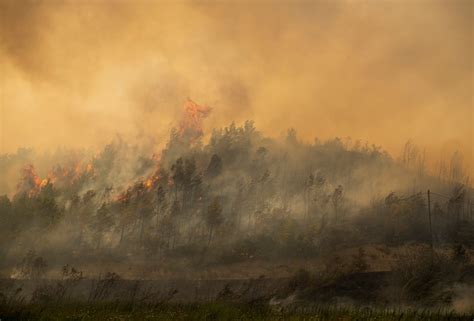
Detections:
[177, 99, 211, 142]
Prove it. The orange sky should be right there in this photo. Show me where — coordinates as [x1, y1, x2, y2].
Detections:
[0, 0, 472, 174]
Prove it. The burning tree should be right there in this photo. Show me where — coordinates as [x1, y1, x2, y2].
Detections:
[162, 99, 212, 164]
[178, 99, 212, 142]
[17, 165, 47, 197]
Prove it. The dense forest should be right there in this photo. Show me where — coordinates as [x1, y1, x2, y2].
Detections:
[1, 102, 472, 274]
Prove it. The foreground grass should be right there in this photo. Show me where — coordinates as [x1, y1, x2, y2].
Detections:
[0, 302, 470, 321]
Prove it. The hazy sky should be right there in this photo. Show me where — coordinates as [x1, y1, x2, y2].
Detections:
[0, 0, 472, 173]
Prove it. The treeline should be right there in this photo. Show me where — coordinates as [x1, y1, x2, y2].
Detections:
[0, 121, 472, 269]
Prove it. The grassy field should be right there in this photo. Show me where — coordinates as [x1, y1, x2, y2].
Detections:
[0, 302, 470, 321]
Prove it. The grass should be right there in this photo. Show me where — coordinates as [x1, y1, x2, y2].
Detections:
[0, 302, 470, 321]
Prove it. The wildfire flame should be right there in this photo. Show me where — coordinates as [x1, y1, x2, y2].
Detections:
[47, 161, 95, 186]
[17, 160, 97, 197]
[142, 164, 162, 191]
[177, 99, 211, 142]
[18, 164, 46, 196]
[144, 178, 153, 189]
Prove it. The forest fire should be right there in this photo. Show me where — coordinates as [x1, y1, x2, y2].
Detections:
[1, 1, 472, 318]
[177, 99, 211, 141]
[139, 169, 162, 192]
[6, 108, 474, 319]
[16, 100, 209, 200]
[17, 165, 47, 196]
[144, 178, 153, 190]
[116, 189, 132, 204]
[17, 161, 96, 197]
[46, 161, 94, 186]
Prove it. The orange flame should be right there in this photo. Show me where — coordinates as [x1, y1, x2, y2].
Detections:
[45, 161, 94, 187]
[39, 179, 49, 188]
[18, 164, 45, 196]
[144, 178, 153, 190]
[177, 99, 211, 142]
[116, 188, 132, 203]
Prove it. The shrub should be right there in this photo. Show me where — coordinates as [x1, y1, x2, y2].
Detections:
[390, 246, 465, 306]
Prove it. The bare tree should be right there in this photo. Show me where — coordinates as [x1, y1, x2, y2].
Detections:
[449, 151, 465, 183]
[402, 140, 419, 169]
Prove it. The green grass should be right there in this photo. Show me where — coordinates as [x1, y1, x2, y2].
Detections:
[0, 302, 470, 321]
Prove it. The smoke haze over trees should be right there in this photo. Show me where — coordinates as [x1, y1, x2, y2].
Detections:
[0, 1, 473, 315]
[1, 101, 472, 275]
[1, 0, 472, 174]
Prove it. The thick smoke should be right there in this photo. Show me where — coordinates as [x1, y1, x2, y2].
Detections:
[0, 0, 471, 173]
[1, 100, 472, 268]
[0, 1, 472, 312]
